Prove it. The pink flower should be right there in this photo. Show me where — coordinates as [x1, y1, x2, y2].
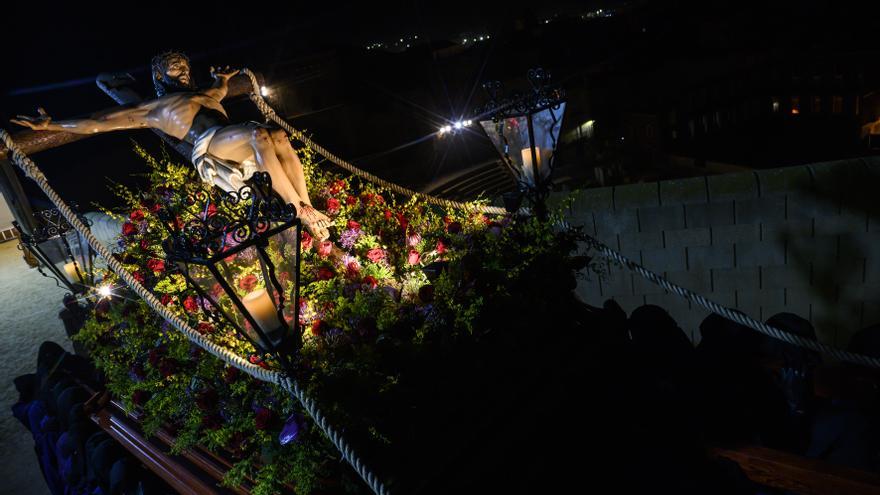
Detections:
[436, 238, 448, 254]
[326, 198, 340, 214]
[408, 249, 421, 265]
[300, 230, 314, 252]
[407, 231, 422, 247]
[317, 241, 333, 258]
[366, 247, 385, 263]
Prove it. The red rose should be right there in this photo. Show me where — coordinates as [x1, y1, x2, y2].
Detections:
[347, 219, 361, 230]
[311, 319, 328, 336]
[346, 261, 361, 278]
[183, 296, 199, 312]
[396, 212, 409, 231]
[326, 198, 340, 214]
[197, 322, 215, 334]
[447, 221, 462, 234]
[132, 271, 145, 283]
[206, 203, 218, 217]
[408, 249, 421, 265]
[329, 179, 346, 195]
[196, 389, 219, 411]
[132, 390, 150, 406]
[317, 241, 333, 258]
[366, 247, 385, 263]
[384, 209, 393, 220]
[238, 274, 258, 292]
[360, 193, 373, 205]
[254, 407, 275, 430]
[149, 202, 161, 214]
[418, 285, 435, 303]
[300, 230, 314, 252]
[224, 251, 237, 263]
[436, 238, 448, 254]
[202, 414, 223, 430]
[481, 214, 492, 225]
[442, 215, 452, 225]
[122, 222, 137, 236]
[146, 258, 165, 273]
[148, 347, 165, 366]
[363, 275, 378, 288]
[317, 266, 335, 280]
[159, 358, 178, 378]
[223, 366, 240, 383]
[346, 195, 358, 206]
[130, 210, 145, 222]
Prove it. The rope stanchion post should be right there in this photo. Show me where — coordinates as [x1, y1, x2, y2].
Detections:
[0, 129, 391, 495]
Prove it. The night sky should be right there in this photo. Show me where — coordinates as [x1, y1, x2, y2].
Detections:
[2, 0, 869, 210]
[2, 0, 592, 210]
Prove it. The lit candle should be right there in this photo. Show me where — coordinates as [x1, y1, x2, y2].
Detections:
[63, 262, 79, 283]
[242, 288, 283, 333]
[520, 147, 542, 183]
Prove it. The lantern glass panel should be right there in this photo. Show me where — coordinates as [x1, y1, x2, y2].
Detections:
[180, 225, 299, 351]
[479, 102, 565, 187]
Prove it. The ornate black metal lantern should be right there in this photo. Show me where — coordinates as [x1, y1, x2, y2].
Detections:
[15, 208, 97, 295]
[160, 172, 302, 363]
[477, 68, 566, 219]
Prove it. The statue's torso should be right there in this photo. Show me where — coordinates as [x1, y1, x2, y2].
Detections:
[146, 93, 229, 142]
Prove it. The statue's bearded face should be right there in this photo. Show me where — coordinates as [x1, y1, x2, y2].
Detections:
[160, 56, 195, 90]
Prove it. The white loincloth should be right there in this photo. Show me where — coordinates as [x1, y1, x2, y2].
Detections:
[191, 126, 259, 193]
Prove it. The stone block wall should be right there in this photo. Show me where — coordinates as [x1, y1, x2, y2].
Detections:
[563, 156, 880, 347]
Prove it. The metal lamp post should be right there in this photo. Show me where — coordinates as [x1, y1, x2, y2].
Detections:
[15, 207, 97, 295]
[159, 172, 303, 369]
[477, 68, 566, 219]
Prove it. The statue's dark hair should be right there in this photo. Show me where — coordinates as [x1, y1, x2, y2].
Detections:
[151, 50, 191, 97]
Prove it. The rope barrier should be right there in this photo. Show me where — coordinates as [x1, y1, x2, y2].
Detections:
[241, 69, 508, 216]
[0, 129, 390, 495]
[580, 232, 880, 369]
[249, 61, 880, 368]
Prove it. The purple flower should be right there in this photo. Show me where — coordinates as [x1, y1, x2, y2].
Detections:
[339, 228, 362, 250]
[279, 413, 303, 445]
[238, 246, 257, 262]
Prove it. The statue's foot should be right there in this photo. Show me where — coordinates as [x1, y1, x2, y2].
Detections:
[299, 204, 331, 241]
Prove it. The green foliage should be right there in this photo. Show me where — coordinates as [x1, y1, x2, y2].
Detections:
[76, 141, 593, 493]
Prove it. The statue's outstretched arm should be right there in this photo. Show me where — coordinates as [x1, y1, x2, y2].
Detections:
[202, 66, 239, 102]
[11, 103, 155, 134]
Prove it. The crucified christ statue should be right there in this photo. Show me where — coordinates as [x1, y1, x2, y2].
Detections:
[11, 51, 332, 240]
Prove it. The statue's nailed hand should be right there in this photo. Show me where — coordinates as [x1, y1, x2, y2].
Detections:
[10, 107, 52, 131]
[210, 65, 240, 82]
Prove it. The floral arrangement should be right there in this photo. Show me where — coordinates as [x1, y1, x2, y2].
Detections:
[75, 142, 595, 494]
